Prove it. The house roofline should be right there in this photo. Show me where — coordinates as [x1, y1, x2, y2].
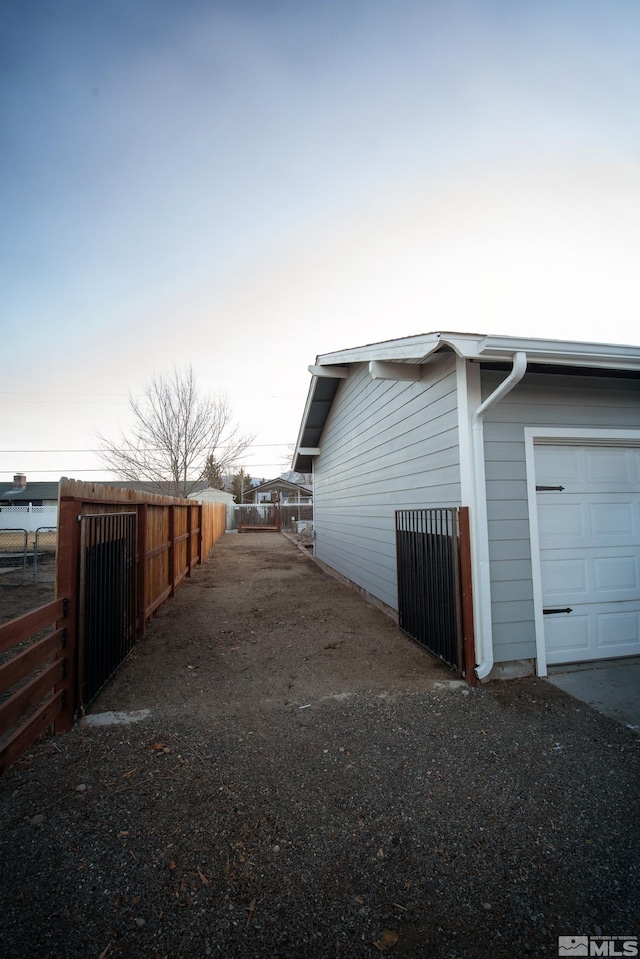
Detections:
[314, 331, 640, 370]
[294, 331, 640, 470]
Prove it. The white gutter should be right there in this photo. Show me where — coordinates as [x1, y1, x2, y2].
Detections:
[472, 351, 528, 680]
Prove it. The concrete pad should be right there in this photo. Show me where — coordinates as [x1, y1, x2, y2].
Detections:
[84, 708, 152, 727]
[546, 658, 640, 730]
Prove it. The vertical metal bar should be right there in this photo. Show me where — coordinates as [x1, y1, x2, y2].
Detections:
[77, 515, 88, 712]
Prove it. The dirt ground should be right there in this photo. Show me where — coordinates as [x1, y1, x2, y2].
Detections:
[93, 531, 447, 720]
[0, 580, 55, 623]
[1, 532, 638, 959]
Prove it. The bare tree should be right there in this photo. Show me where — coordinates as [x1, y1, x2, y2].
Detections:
[281, 444, 313, 485]
[98, 365, 254, 498]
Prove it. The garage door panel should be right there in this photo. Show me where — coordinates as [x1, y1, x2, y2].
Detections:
[537, 446, 638, 492]
[545, 614, 590, 658]
[584, 447, 634, 485]
[546, 605, 640, 664]
[541, 558, 588, 597]
[593, 555, 639, 593]
[590, 502, 636, 537]
[538, 502, 583, 541]
[597, 607, 640, 649]
[535, 446, 581, 484]
[540, 548, 639, 603]
[539, 497, 639, 549]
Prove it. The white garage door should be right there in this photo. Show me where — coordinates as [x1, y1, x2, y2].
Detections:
[535, 444, 640, 665]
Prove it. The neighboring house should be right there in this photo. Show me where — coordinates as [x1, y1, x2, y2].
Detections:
[293, 331, 640, 680]
[0, 474, 59, 531]
[242, 478, 313, 504]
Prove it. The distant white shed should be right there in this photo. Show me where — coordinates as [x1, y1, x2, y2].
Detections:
[190, 487, 236, 529]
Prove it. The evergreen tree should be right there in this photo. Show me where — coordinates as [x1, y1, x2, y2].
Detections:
[203, 454, 225, 490]
[231, 469, 252, 503]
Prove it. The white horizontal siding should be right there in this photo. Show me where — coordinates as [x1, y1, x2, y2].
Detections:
[483, 370, 640, 663]
[314, 354, 461, 610]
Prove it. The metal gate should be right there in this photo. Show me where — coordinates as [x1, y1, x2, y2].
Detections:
[78, 512, 137, 709]
[396, 507, 468, 673]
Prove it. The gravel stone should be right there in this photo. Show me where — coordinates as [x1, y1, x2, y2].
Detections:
[1, 532, 638, 958]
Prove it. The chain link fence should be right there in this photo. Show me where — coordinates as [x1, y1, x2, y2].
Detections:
[34, 527, 57, 583]
[0, 529, 28, 586]
[0, 527, 57, 586]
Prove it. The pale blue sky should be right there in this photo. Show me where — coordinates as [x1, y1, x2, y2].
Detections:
[2, 0, 640, 480]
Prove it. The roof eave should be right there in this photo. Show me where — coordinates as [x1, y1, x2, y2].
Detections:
[294, 332, 640, 470]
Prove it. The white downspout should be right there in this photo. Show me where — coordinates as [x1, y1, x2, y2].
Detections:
[472, 351, 528, 680]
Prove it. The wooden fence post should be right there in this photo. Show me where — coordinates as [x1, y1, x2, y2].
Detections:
[458, 507, 478, 686]
[137, 503, 148, 636]
[168, 505, 176, 597]
[55, 492, 81, 731]
[187, 503, 194, 577]
[198, 504, 204, 564]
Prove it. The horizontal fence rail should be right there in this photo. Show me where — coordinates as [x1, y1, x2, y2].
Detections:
[0, 597, 70, 775]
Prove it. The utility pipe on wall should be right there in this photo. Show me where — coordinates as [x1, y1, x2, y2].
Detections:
[472, 351, 528, 680]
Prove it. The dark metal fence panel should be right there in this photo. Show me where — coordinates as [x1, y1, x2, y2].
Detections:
[0, 530, 28, 586]
[79, 513, 137, 709]
[396, 508, 463, 671]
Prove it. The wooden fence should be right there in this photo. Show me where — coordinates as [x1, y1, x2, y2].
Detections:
[0, 478, 226, 773]
[0, 598, 71, 774]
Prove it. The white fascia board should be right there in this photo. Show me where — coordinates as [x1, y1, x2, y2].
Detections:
[316, 333, 443, 365]
[316, 331, 499, 366]
[307, 364, 349, 378]
[477, 335, 640, 371]
[293, 377, 318, 459]
[314, 331, 640, 371]
[298, 447, 320, 456]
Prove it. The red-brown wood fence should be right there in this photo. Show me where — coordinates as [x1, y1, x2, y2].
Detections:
[0, 478, 226, 774]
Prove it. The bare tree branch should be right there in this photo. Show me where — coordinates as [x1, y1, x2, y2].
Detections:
[97, 365, 254, 498]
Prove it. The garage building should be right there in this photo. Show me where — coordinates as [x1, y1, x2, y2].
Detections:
[293, 332, 640, 680]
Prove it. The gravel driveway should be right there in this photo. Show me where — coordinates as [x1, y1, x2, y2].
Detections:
[1, 532, 638, 959]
